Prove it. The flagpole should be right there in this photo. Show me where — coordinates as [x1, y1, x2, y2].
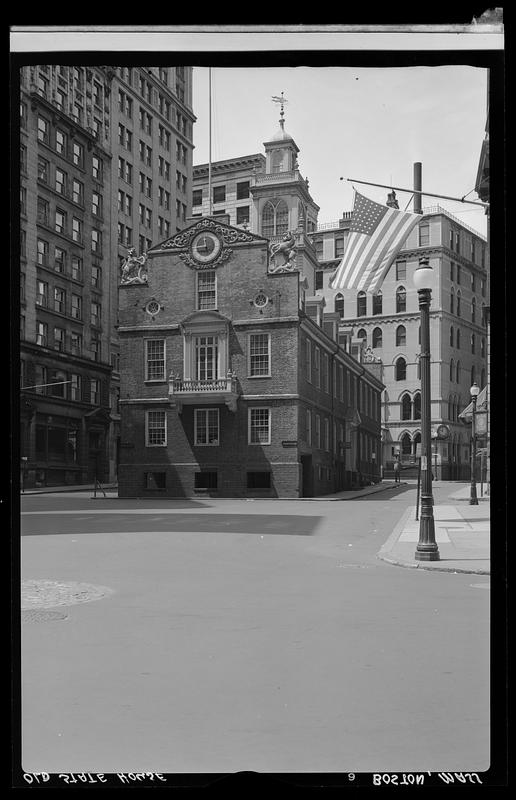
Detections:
[342, 178, 489, 208]
[208, 67, 212, 216]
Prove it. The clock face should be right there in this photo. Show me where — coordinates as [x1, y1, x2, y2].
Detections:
[191, 231, 222, 264]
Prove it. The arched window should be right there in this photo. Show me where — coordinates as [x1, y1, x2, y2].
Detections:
[372, 291, 382, 315]
[456, 360, 461, 383]
[456, 328, 461, 349]
[413, 392, 421, 420]
[413, 431, 421, 455]
[456, 290, 462, 317]
[449, 358, 454, 382]
[450, 287, 455, 314]
[401, 393, 412, 420]
[396, 325, 406, 347]
[471, 297, 476, 323]
[261, 199, 289, 237]
[396, 286, 406, 313]
[471, 333, 476, 354]
[334, 293, 344, 318]
[372, 327, 383, 348]
[400, 432, 412, 456]
[357, 291, 367, 317]
[395, 357, 406, 381]
[357, 328, 367, 344]
[450, 326, 454, 347]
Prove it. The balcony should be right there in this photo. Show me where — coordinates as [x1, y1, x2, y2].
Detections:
[169, 373, 239, 413]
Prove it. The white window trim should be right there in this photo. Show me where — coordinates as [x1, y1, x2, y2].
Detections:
[248, 332, 271, 378]
[248, 406, 271, 446]
[145, 409, 167, 447]
[196, 270, 217, 311]
[194, 408, 220, 447]
[144, 337, 166, 382]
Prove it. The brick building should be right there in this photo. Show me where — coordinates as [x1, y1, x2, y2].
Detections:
[117, 217, 384, 498]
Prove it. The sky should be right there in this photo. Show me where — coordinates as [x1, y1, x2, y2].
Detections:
[192, 65, 488, 237]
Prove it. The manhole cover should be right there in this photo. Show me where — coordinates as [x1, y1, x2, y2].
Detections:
[22, 609, 68, 623]
[21, 579, 114, 609]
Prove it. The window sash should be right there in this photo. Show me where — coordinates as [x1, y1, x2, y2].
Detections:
[194, 408, 219, 446]
[146, 410, 167, 446]
[249, 408, 271, 445]
[196, 271, 216, 310]
[145, 339, 165, 381]
[249, 334, 270, 376]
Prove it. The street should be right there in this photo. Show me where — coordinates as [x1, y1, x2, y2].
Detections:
[19, 483, 490, 775]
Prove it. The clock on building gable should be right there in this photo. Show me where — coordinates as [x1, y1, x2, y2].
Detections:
[191, 231, 222, 264]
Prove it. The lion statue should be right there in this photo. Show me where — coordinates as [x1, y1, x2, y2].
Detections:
[269, 232, 297, 273]
[120, 248, 148, 285]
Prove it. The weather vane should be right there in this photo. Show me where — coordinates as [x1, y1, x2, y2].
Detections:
[271, 91, 288, 125]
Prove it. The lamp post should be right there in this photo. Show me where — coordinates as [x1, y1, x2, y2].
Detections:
[469, 382, 480, 505]
[413, 258, 439, 561]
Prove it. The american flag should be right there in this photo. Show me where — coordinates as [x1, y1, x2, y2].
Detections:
[330, 191, 421, 293]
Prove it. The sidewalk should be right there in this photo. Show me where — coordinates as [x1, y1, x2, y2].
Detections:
[377, 484, 490, 574]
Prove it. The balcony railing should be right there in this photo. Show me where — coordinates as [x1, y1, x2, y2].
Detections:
[169, 374, 239, 413]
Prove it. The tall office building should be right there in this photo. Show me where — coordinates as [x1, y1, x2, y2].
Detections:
[19, 64, 195, 488]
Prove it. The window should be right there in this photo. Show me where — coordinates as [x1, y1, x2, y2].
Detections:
[20, 186, 26, 214]
[146, 410, 167, 446]
[237, 206, 250, 226]
[306, 339, 312, 383]
[70, 331, 82, 355]
[306, 409, 312, 445]
[249, 408, 271, 445]
[158, 125, 170, 151]
[194, 408, 219, 446]
[456, 264, 461, 285]
[145, 472, 166, 490]
[196, 270, 216, 310]
[36, 321, 48, 347]
[357, 291, 367, 317]
[471, 297, 476, 323]
[194, 336, 218, 381]
[450, 287, 455, 314]
[247, 472, 271, 489]
[49, 368, 67, 398]
[324, 418, 330, 451]
[194, 472, 217, 490]
[396, 286, 406, 313]
[450, 261, 455, 282]
[481, 338, 486, 358]
[71, 256, 82, 281]
[456, 329, 461, 349]
[37, 116, 50, 144]
[401, 393, 412, 420]
[372, 291, 382, 315]
[55, 129, 67, 156]
[456, 360, 461, 383]
[213, 185, 226, 204]
[237, 181, 250, 199]
[37, 156, 49, 183]
[450, 326, 454, 347]
[395, 357, 407, 381]
[456, 291, 462, 317]
[335, 236, 345, 258]
[90, 378, 100, 405]
[91, 229, 102, 254]
[413, 392, 421, 420]
[471, 333, 476, 354]
[92, 192, 102, 217]
[315, 415, 321, 449]
[55, 209, 67, 235]
[372, 327, 382, 348]
[92, 155, 103, 182]
[72, 179, 84, 205]
[449, 358, 454, 382]
[249, 333, 270, 376]
[90, 301, 101, 327]
[72, 142, 84, 167]
[53, 326, 65, 351]
[396, 325, 406, 347]
[71, 294, 82, 320]
[37, 197, 49, 225]
[70, 374, 82, 401]
[192, 189, 202, 206]
[36, 280, 48, 307]
[91, 265, 101, 288]
[419, 224, 429, 246]
[55, 168, 67, 195]
[54, 287, 66, 313]
[395, 261, 406, 281]
[314, 347, 320, 388]
[145, 339, 165, 381]
[334, 293, 344, 318]
[261, 200, 288, 237]
[471, 365, 476, 386]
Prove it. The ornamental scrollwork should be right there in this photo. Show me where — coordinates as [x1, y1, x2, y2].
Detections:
[120, 248, 148, 285]
[268, 231, 298, 273]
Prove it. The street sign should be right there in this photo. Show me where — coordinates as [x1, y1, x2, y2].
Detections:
[420, 455, 427, 471]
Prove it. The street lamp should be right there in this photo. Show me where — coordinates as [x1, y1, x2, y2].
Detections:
[469, 382, 480, 505]
[413, 258, 440, 561]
